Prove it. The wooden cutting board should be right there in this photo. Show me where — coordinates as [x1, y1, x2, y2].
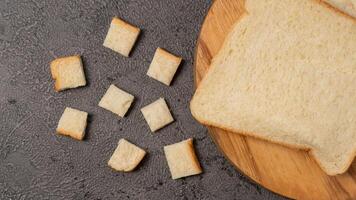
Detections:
[194, 0, 356, 199]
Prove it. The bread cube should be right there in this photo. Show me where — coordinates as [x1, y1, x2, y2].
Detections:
[50, 55, 86, 92]
[164, 138, 202, 179]
[56, 107, 88, 140]
[103, 17, 140, 57]
[108, 139, 146, 172]
[98, 84, 134, 117]
[141, 98, 174, 132]
[147, 48, 182, 86]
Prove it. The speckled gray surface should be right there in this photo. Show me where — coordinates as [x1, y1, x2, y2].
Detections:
[0, 1, 287, 199]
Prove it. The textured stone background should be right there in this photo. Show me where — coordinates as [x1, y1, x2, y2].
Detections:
[0, 0, 287, 199]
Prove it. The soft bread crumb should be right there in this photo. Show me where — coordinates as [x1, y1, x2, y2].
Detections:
[50, 55, 86, 92]
[98, 84, 134, 117]
[190, 0, 356, 175]
[57, 107, 88, 140]
[108, 139, 146, 172]
[103, 17, 140, 57]
[164, 138, 202, 179]
[147, 48, 182, 86]
[141, 98, 174, 132]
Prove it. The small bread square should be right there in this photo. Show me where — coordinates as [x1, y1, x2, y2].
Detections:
[50, 55, 86, 92]
[57, 107, 88, 140]
[98, 84, 134, 117]
[103, 17, 140, 57]
[108, 139, 146, 172]
[147, 48, 182, 86]
[141, 98, 174, 132]
[164, 138, 202, 179]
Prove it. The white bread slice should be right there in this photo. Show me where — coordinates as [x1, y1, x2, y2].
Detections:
[164, 138, 202, 179]
[103, 17, 140, 57]
[57, 107, 88, 140]
[147, 48, 182, 86]
[98, 84, 134, 117]
[108, 139, 146, 172]
[324, 0, 356, 18]
[190, 0, 356, 175]
[50, 55, 86, 92]
[141, 98, 174, 132]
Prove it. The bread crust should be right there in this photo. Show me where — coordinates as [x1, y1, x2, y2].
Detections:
[111, 17, 140, 34]
[184, 138, 203, 174]
[156, 47, 182, 64]
[319, 0, 356, 20]
[56, 127, 85, 140]
[108, 156, 145, 172]
[50, 61, 58, 79]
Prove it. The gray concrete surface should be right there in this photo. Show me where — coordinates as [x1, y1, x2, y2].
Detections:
[0, 0, 287, 199]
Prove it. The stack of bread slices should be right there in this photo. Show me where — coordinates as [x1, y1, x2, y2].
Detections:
[190, 0, 356, 175]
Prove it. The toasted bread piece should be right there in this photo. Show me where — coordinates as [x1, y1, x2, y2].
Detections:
[141, 98, 174, 132]
[190, 0, 356, 175]
[147, 48, 182, 86]
[103, 17, 140, 57]
[57, 107, 88, 140]
[98, 84, 134, 117]
[164, 138, 202, 179]
[108, 139, 146, 172]
[50, 55, 86, 92]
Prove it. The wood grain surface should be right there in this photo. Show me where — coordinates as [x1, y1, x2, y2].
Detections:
[194, 0, 356, 199]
